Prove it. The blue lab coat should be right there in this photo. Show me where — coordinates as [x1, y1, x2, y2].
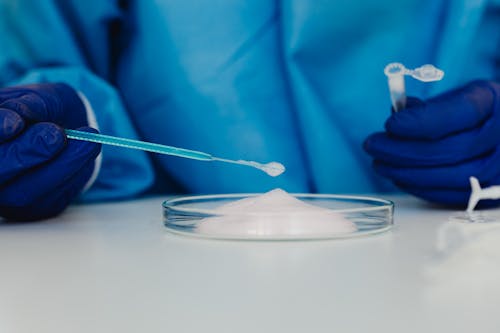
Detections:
[0, 0, 499, 200]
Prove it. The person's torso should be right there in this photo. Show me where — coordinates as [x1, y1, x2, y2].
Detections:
[114, 0, 499, 193]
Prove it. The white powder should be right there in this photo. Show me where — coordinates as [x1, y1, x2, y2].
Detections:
[197, 189, 357, 237]
[233, 160, 285, 177]
[257, 162, 285, 177]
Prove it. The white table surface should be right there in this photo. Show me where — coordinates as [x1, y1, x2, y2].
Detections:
[1, 194, 500, 333]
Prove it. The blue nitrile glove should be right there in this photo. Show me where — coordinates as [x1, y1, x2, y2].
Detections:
[0, 83, 101, 221]
[364, 80, 500, 208]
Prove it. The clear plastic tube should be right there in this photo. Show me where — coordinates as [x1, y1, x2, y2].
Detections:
[65, 129, 285, 177]
[384, 63, 444, 112]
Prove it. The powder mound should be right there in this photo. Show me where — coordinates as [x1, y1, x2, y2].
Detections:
[197, 189, 357, 237]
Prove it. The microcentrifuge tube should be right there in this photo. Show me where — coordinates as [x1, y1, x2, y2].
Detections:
[467, 177, 500, 213]
[384, 63, 444, 112]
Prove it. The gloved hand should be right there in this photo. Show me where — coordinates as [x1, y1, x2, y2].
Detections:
[0, 83, 101, 221]
[364, 80, 500, 207]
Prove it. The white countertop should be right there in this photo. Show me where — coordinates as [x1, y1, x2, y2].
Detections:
[1, 195, 499, 333]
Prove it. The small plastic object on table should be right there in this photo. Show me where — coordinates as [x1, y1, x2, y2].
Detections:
[450, 177, 500, 223]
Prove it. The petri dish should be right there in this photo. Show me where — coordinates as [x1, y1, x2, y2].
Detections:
[163, 193, 394, 241]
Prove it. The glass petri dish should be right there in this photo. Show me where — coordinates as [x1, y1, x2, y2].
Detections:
[163, 193, 394, 241]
